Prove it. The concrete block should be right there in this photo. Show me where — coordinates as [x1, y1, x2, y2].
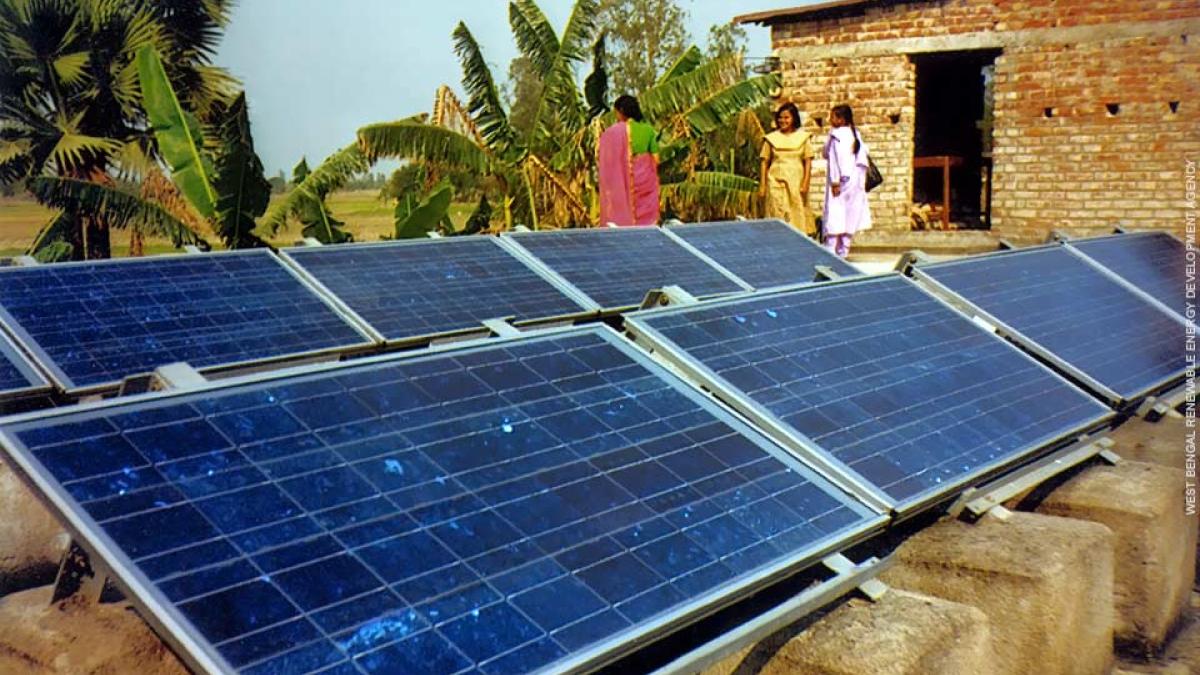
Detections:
[1037, 461, 1197, 654]
[881, 511, 1114, 675]
[0, 461, 68, 596]
[1108, 416, 1186, 470]
[0, 585, 187, 674]
[703, 590, 994, 675]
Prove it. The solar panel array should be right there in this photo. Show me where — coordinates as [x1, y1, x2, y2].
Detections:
[503, 228, 747, 310]
[666, 220, 860, 289]
[1069, 232, 1187, 320]
[626, 276, 1111, 510]
[0, 327, 876, 674]
[0, 251, 371, 393]
[283, 239, 592, 343]
[0, 330, 49, 398]
[915, 246, 1186, 402]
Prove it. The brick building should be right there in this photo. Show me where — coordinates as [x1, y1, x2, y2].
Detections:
[737, 0, 1199, 243]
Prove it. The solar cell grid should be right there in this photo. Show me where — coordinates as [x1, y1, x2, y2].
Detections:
[0, 251, 371, 392]
[504, 227, 746, 310]
[283, 238, 591, 343]
[667, 220, 859, 289]
[916, 246, 1185, 402]
[0, 326, 877, 674]
[627, 276, 1112, 510]
[1069, 232, 1187, 320]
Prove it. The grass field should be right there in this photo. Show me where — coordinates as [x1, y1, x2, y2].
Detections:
[0, 190, 472, 257]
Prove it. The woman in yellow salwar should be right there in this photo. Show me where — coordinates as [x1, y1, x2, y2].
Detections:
[759, 102, 815, 236]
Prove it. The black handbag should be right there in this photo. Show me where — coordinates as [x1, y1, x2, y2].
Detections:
[865, 155, 883, 192]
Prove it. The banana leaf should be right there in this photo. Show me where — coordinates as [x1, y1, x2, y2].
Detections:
[136, 45, 217, 220]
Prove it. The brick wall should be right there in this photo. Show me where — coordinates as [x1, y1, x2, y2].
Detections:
[787, 55, 914, 233]
[990, 36, 1199, 238]
[768, 0, 1200, 238]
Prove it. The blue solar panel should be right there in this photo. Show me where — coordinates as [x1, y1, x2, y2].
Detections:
[1069, 232, 1187, 320]
[282, 238, 591, 343]
[504, 228, 746, 310]
[0, 326, 877, 674]
[916, 246, 1186, 402]
[667, 220, 860, 289]
[626, 276, 1111, 510]
[0, 329, 49, 398]
[0, 251, 372, 392]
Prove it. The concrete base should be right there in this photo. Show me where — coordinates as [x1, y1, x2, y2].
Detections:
[703, 589, 994, 675]
[881, 510, 1115, 675]
[1108, 416, 1187, 471]
[1036, 461, 1196, 654]
[0, 461, 68, 596]
[0, 585, 187, 674]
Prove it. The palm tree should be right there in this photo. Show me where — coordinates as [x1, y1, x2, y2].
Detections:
[0, 0, 236, 259]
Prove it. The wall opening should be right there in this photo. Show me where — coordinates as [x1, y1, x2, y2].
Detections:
[912, 49, 1001, 230]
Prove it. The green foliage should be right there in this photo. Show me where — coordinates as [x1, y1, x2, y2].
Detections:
[706, 22, 748, 59]
[453, 23, 518, 158]
[597, 0, 691, 94]
[137, 45, 218, 220]
[504, 57, 544, 136]
[460, 194, 493, 235]
[394, 182, 454, 239]
[211, 93, 270, 249]
[0, 0, 235, 258]
[661, 171, 759, 221]
[259, 145, 368, 239]
[358, 121, 493, 173]
[27, 176, 207, 248]
[27, 212, 77, 262]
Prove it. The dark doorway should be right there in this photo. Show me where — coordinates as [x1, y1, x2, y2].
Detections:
[912, 49, 1000, 229]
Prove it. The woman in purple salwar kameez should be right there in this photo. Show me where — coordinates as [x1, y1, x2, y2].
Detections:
[822, 104, 872, 258]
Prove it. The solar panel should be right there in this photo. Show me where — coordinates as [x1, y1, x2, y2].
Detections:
[666, 220, 860, 289]
[282, 238, 593, 344]
[1068, 232, 1187, 321]
[625, 276, 1112, 512]
[502, 227, 748, 310]
[0, 327, 50, 400]
[0, 325, 880, 674]
[914, 246, 1186, 403]
[0, 251, 373, 394]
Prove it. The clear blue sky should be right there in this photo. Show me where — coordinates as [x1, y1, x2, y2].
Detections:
[215, 1, 818, 176]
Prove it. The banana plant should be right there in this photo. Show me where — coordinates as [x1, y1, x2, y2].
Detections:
[137, 46, 271, 249]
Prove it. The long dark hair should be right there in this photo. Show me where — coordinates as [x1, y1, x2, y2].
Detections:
[831, 104, 860, 154]
[774, 102, 801, 130]
[614, 94, 644, 122]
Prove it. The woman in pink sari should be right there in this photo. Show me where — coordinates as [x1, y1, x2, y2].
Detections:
[598, 95, 660, 226]
[822, 104, 872, 257]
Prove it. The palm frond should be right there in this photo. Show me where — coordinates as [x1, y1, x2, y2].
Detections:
[52, 50, 90, 86]
[658, 45, 703, 84]
[639, 54, 744, 124]
[211, 92, 269, 248]
[26, 210, 75, 261]
[684, 73, 780, 135]
[557, 0, 600, 65]
[661, 171, 759, 220]
[27, 175, 206, 246]
[452, 22, 517, 156]
[508, 0, 558, 78]
[258, 142, 368, 236]
[47, 130, 122, 172]
[358, 120, 492, 172]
